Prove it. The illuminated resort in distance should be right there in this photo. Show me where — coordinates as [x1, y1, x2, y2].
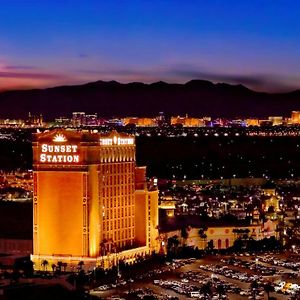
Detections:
[31, 129, 159, 270]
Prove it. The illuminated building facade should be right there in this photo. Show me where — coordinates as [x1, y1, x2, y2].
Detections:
[31, 129, 159, 269]
[122, 117, 157, 127]
[171, 115, 205, 127]
[245, 119, 259, 126]
[291, 111, 300, 124]
[268, 116, 283, 126]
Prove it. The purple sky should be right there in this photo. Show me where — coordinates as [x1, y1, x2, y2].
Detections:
[1, 0, 300, 92]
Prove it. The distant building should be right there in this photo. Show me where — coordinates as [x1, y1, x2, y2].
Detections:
[122, 117, 157, 127]
[291, 111, 300, 124]
[261, 182, 280, 213]
[26, 112, 43, 126]
[159, 196, 176, 218]
[72, 112, 86, 127]
[268, 116, 283, 126]
[245, 119, 259, 127]
[85, 113, 98, 126]
[54, 117, 71, 126]
[171, 115, 205, 127]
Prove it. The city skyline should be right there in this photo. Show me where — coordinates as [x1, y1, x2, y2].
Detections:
[1, 1, 300, 92]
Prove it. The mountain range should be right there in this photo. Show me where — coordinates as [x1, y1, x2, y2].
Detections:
[0, 80, 299, 119]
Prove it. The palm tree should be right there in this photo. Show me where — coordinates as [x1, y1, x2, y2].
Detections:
[62, 262, 68, 272]
[216, 284, 226, 299]
[51, 263, 56, 273]
[181, 227, 189, 245]
[207, 239, 214, 252]
[100, 239, 108, 256]
[167, 235, 180, 256]
[251, 280, 259, 300]
[264, 281, 274, 300]
[57, 261, 63, 273]
[78, 260, 84, 271]
[200, 281, 213, 297]
[198, 226, 208, 250]
[41, 259, 49, 271]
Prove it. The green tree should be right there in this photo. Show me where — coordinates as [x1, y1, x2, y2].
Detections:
[264, 281, 274, 300]
[78, 260, 84, 271]
[167, 235, 180, 255]
[251, 280, 259, 300]
[198, 227, 208, 250]
[41, 259, 49, 271]
[51, 263, 56, 273]
[207, 240, 214, 252]
[201, 281, 213, 297]
[181, 227, 189, 242]
[216, 284, 226, 299]
[62, 262, 68, 272]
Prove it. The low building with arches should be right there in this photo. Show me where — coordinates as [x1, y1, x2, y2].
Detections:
[159, 217, 265, 252]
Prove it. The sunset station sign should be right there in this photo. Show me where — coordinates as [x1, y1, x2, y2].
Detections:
[99, 136, 134, 146]
[39, 144, 80, 163]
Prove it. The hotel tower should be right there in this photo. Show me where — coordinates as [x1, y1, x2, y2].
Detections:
[31, 129, 159, 269]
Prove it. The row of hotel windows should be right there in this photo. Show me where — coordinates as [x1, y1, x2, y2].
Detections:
[103, 228, 135, 242]
[101, 184, 135, 197]
[99, 162, 135, 174]
[102, 197, 134, 208]
[99, 147, 135, 163]
[99, 175, 134, 188]
[102, 218, 134, 231]
[101, 174, 134, 185]
[103, 207, 135, 219]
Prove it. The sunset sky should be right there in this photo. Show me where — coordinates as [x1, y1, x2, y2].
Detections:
[1, 0, 300, 92]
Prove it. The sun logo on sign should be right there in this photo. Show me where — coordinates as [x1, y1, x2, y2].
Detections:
[53, 133, 67, 142]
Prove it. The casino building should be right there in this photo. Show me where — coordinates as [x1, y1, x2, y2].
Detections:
[31, 129, 159, 270]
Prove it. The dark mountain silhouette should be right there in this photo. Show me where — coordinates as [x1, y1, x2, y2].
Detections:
[0, 79, 299, 119]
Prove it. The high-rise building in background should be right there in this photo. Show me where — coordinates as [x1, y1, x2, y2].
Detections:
[291, 111, 300, 124]
[72, 112, 86, 127]
[31, 129, 159, 270]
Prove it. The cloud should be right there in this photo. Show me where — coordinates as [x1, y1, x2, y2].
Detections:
[78, 53, 89, 58]
[77, 68, 146, 76]
[170, 69, 263, 86]
[0, 71, 69, 80]
[5, 65, 37, 70]
[165, 68, 298, 92]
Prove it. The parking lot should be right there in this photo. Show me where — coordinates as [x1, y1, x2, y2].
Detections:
[89, 253, 300, 299]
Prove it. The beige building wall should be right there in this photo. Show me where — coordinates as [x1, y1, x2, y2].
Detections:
[161, 225, 263, 252]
